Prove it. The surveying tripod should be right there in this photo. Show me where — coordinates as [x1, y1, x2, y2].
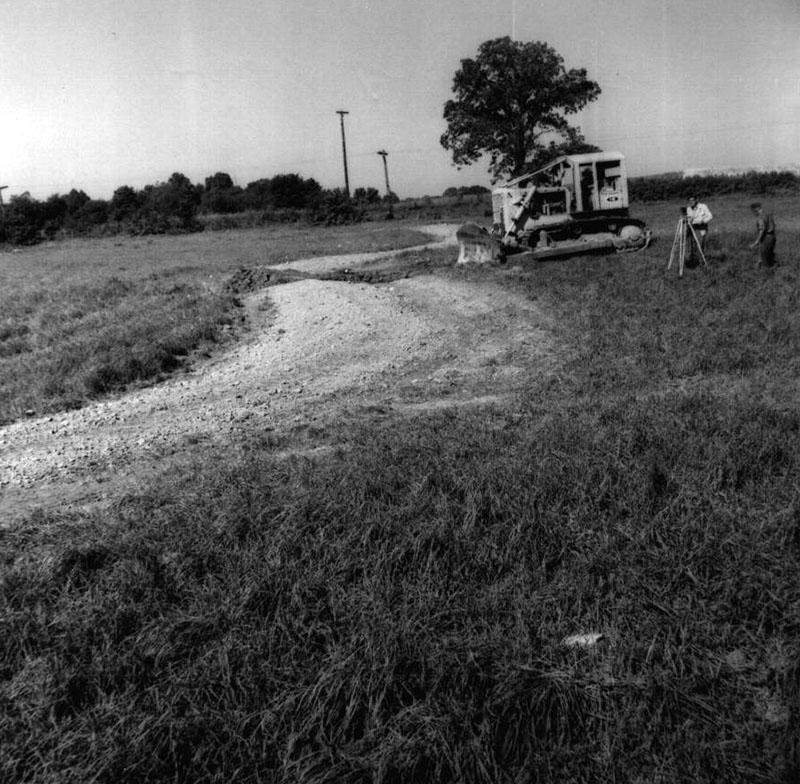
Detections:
[667, 214, 708, 277]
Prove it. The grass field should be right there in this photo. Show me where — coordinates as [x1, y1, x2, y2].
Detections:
[2, 196, 799, 783]
[0, 223, 433, 425]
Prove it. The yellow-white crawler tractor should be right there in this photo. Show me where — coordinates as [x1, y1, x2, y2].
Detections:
[457, 152, 651, 264]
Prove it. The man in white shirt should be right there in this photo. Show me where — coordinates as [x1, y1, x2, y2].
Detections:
[685, 195, 713, 264]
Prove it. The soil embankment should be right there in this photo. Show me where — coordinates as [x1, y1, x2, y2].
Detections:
[1, 225, 559, 525]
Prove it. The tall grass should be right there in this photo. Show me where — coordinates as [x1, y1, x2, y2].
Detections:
[0, 223, 433, 424]
[2, 201, 799, 782]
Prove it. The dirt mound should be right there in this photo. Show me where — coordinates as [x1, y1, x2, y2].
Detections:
[226, 245, 455, 294]
[1, 224, 561, 526]
[226, 266, 310, 294]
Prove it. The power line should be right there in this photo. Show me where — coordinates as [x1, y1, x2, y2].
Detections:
[7, 117, 799, 197]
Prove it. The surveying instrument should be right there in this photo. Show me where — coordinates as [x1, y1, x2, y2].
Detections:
[667, 208, 708, 277]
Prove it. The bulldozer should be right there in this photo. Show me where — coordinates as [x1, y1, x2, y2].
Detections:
[456, 151, 651, 264]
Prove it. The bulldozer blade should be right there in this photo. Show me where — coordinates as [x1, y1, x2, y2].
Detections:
[455, 223, 504, 265]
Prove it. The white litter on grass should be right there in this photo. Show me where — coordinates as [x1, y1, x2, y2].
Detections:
[562, 632, 604, 648]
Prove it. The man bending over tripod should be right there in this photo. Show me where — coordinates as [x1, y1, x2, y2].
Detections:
[685, 195, 713, 264]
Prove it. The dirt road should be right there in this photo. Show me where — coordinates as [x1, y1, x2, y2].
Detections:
[0, 225, 559, 526]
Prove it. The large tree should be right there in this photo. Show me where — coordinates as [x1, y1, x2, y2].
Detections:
[441, 37, 601, 182]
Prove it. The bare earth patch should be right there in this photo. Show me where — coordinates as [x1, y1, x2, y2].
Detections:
[0, 225, 560, 526]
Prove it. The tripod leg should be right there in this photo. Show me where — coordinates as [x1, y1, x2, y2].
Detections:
[667, 222, 680, 270]
[687, 222, 708, 266]
[679, 220, 685, 277]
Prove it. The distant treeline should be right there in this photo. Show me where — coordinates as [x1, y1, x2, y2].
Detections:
[0, 172, 400, 246]
[8, 168, 793, 246]
[629, 170, 799, 202]
[441, 185, 491, 198]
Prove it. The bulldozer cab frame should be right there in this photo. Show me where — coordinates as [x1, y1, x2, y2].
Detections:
[492, 151, 631, 236]
[456, 151, 650, 265]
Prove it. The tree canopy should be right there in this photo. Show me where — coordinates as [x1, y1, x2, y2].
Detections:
[440, 37, 601, 182]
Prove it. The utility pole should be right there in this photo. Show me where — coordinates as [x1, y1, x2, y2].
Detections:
[376, 150, 391, 196]
[336, 110, 350, 198]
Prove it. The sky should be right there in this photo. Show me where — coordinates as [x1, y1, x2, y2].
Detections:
[1, 0, 799, 201]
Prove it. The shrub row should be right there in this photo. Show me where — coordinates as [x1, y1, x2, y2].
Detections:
[0, 173, 393, 246]
[630, 170, 799, 202]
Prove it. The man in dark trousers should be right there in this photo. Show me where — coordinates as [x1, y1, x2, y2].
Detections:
[750, 202, 776, 267]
